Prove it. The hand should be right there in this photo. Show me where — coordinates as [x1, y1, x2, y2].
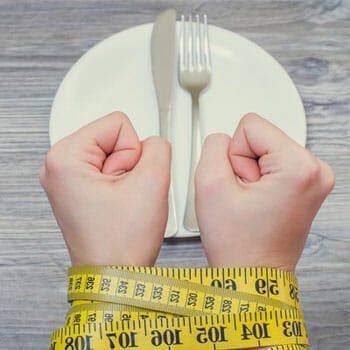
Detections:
[40, 112, 171, 266]
[196, 113, 335, 271]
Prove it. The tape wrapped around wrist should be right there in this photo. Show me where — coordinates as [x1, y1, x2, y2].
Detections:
[50, 266, 308, 350]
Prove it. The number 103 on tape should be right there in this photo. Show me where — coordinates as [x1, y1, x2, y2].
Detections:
[50, 266, 308, 350]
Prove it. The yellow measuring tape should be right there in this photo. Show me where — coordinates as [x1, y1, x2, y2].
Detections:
[50, 266, 308, 349]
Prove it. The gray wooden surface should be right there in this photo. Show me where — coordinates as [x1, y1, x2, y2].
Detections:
[0, 0, 349, 349]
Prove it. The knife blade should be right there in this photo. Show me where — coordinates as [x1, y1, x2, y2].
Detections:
[151, 9, 178, 237]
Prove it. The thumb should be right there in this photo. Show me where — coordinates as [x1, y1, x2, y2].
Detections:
[46, 111, 142, 177]
[84, 112, 142, 175]
[229, 113, 302, 182]
[131, 136, 171, 191]
[196, 133, 238, 193]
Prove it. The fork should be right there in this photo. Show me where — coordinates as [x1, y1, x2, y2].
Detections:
[179, 14, 211, 231]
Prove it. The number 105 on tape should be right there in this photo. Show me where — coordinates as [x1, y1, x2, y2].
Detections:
[51, 311, 307, 350]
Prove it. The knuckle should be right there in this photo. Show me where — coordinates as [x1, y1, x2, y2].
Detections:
[42, 138, 72, 178]
[293, 151, 323, 190]
[292, 152, 336, 198]
[320, 160, 336, 194]
[101, 111, 131, 128]
[202, 132, 228, 148]
[240, 112, 261, 125]
[107, 110, 129, 121]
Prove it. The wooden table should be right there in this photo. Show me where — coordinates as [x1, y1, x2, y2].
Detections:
[0, 1, 349, 348]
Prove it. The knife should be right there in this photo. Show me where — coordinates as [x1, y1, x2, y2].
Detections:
[151, 9, 178, 237]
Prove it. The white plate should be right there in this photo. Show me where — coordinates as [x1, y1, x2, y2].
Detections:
[50, 23, 306, 238]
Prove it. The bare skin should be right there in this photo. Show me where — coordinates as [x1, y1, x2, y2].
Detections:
[196, 113, 335, 272]
[40, 112, 334, 350]
[40, 112, 171, 266]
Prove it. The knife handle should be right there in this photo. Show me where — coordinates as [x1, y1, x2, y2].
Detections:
[165, 182, 177, 237]
[159, 108, 178, 237]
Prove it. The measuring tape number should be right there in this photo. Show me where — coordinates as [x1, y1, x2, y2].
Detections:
[50, 266, 308, 350]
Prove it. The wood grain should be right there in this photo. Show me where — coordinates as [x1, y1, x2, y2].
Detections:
[0, 0, 349, 349]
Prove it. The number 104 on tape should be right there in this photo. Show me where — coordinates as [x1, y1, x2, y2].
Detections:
[50, 266, 308, 350]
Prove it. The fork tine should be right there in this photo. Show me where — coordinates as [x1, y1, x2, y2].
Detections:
[188, 15, 194, 71]
[179, 15, 185, 71]
[180, 14, 211, 72]
[195, 14, 201, 70]
[203, 14, 211, 71]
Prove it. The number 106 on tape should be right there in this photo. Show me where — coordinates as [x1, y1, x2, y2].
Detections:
[51, 311, 307, 350]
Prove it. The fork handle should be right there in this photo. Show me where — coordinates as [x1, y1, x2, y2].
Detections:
[183, 95, 201, 231]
